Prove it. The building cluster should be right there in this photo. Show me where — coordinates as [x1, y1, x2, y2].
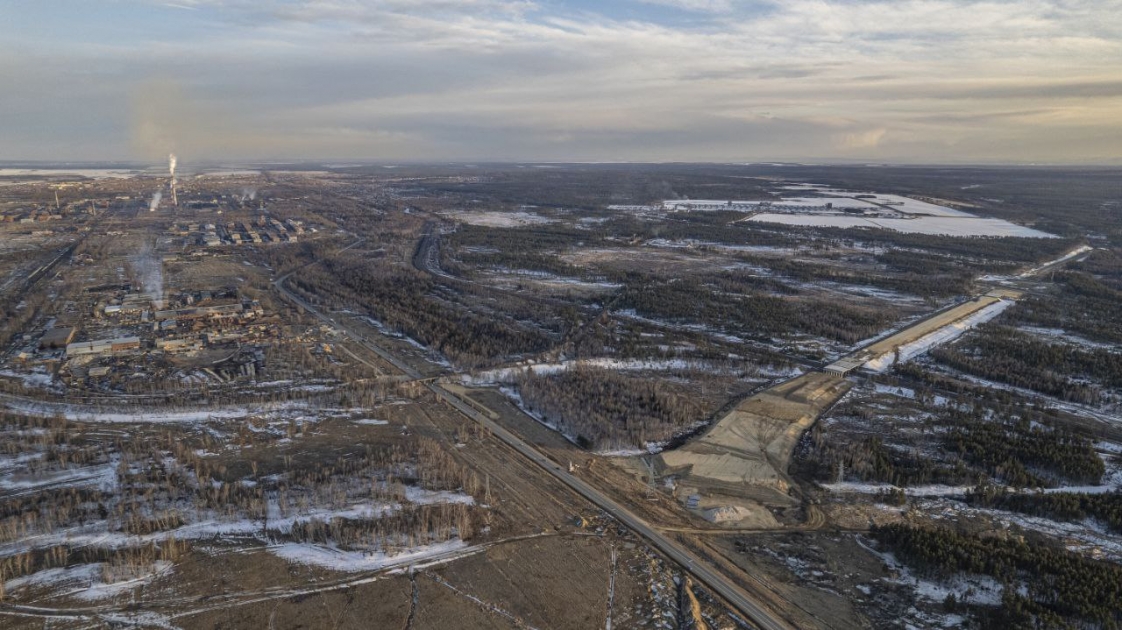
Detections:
[19, 284, 280, 385]
[2, 209, 65, 223]
[0, 203, 103, 224]
[168, 215, 307, 248]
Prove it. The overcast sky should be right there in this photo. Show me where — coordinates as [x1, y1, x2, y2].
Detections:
[2, 0, 1120, 164]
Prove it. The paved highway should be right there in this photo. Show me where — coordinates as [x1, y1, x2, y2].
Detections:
[430, 385, 792, 630]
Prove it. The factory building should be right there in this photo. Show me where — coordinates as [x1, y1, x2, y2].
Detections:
[154, 303, 244, 321]
[66, 336, 142, 357]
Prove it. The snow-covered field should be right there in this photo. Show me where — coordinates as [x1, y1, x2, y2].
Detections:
[271, 539, 472, 572]
[747, 213, 1055, 238]
[0, 461, 117, 492]
[442, 210, 555, 228]
[858, 537, 1004, 608]
[2, 561, 174, 602]
[481, 269, 620, 291]
[0, 368, 57, 390]
[822, 482, 975, 498]
[643, 239, 799, 256]
[0, 397, 334, 424]
[463, 356, 785, 386]
[0, 168, 139, 179]
[921, 497, 1122, 562]
[1019, 326, 1118, 351]
[194, 170, 261, 177]
[776, 185, 974, 217]
[765, 197, 883, 210]
[865, 193, 974, 217]
[466, 358, 702, 384]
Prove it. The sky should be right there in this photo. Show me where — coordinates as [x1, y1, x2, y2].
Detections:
[1, 0, 1120, 164]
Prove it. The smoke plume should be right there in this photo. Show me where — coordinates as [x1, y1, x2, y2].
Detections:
[148, 191, 162, 212]
[169, 153, 178, 207]
[130, 242, 165, 309]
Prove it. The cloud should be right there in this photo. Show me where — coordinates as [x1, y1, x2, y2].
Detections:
[1, 0, 1120, 162]
[636, 0, 735, 12]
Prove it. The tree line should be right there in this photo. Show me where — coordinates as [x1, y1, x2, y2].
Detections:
[966, 486, 1122, 534]
[932, 323, 1121, 405]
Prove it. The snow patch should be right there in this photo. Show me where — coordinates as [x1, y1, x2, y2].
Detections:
[864, 299, 1013, 372]
[270, 539, 469, 572]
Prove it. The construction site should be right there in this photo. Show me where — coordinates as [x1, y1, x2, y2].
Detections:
[656, 372, 850, 511]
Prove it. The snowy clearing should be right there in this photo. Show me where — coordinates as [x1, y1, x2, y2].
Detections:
[441, 211, 555, 228]
[747, 213, 1055, 238]
[270, 539, 471, 572]
[0, 168, 139, 179]
[2, 561, 173, 602]
[0, 398, 325, 424]
[857, 537, 1004, 608]
[0, 462, 117, 492]
[1019, 326, 1118, 351]
[822, 482, 974, 498]
[463, 357, 773, 385]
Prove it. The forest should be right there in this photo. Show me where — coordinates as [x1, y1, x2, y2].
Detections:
[513, 367, 718, 451]
[1007, 269, 1122, 345]
[932, 323, 1122, 404]
[0, 412, 486, 594]
[295, 259, 560, 367]
[872, 523, 1122, 629]
[966, 486, 1122, 534]
[943, 410, 1104, 487]
[802, 404, 1103, 488]
[616, 274, 897, 344]
[745, 252, 975, 298]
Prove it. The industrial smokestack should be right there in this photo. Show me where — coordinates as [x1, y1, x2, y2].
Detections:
[55, 190, 60, 211]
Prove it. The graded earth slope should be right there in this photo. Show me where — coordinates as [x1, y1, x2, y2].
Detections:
[656, 372, 850, 505]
